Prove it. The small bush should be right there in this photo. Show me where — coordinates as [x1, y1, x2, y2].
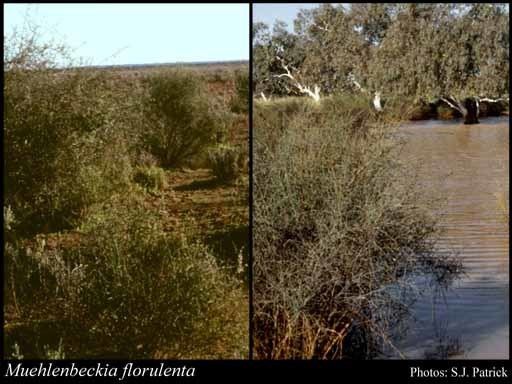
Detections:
[208, 95, 235, 145]
[5, 194, 248, 359]
[142, 71, 218, 167]
[135, 150, 160, 168]
[208, 145, 244, 184]
[230, 70, 249, 114]
[4, 206, 16, 232]
[133, 166, 167, 191]
[209, 70, 229, 83]
[4, 69, 133, 236]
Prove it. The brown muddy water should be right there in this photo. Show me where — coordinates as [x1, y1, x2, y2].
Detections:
[394, 116, 509, 359]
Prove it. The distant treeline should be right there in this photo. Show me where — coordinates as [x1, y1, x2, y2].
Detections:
[253, 3, 509, 100]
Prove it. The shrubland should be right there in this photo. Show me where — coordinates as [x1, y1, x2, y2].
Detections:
[253, 96, 461, 359]
[4, 24, 248, 358]
[5, 194, 247, 358]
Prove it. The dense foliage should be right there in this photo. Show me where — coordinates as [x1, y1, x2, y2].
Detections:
[142, 71, 220, 167]
[254, 3, 509, 100]
[253, 96, 461, 359]
[4, 23, 248, 359]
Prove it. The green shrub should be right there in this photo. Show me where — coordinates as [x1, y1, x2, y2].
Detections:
[4, 69, 133, 236]
[253, 101, 460, 359]
[133, 166, 167, 191]
[4, 206, 16, 235]
[142, 71, 218, 167]
[44, 339, 66, 359]
[54, 132, 133, 221]
[208, 145, 243, 184]
[208, 95, 235, 145]
[5, 194, 248, 359]
[230, 70, 249, 114]
[209, 69, 229, 83]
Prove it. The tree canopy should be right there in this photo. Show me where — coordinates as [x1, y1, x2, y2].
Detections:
[253, 3, 509, 100]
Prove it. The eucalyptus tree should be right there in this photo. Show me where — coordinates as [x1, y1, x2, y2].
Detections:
[253, 21, 306, 98]
[460, 3, 509, 97]
[350, 3, 396, 46]
[294, 4, 357, 94]
[253, 3, 509, 102]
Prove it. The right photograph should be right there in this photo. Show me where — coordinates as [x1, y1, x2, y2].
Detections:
[252, 3, 509, 360]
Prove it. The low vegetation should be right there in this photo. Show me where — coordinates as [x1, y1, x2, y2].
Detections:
[230, 70, 250, 114]
[6, 194, 247, 358]
[133, 166, 168, 192]
[4, 24, 248, 359]
[252, 6, 506, 358]
[208, 144, 244, 184]
[253, 96, 461, 359]
[142, 71, 220, 168]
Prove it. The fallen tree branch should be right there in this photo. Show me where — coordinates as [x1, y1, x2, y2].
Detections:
[440, 96, 468, 117]
[274, 55, 321, 102]
[479, 97, 508, 103]
[260, 92, 270, 102]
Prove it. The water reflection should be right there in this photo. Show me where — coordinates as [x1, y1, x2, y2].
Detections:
[394, 117, 509, 359]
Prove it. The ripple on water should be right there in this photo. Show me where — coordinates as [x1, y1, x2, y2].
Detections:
[394, 117, 509, 359]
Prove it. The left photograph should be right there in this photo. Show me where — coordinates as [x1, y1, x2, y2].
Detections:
[4, 4, 249, 359]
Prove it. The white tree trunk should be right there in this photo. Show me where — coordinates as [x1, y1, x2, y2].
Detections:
[296, 83, 321, 102]
[348, 73, 365, 93]
[440, 96, 468, 117]
[373, 91, 382, 112]
[348, 73, 383, 112]
[274, 56, 321, 102]
[479, 97, 507, 103]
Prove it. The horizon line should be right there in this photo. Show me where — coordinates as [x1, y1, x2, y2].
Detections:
[82, 59, 249, 69]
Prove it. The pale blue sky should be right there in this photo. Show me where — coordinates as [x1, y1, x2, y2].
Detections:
[253, 3, 321, 31]
[4, 4, 249, 66]
[253, 3, 350, 32]
[253, 3, 509, 31]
